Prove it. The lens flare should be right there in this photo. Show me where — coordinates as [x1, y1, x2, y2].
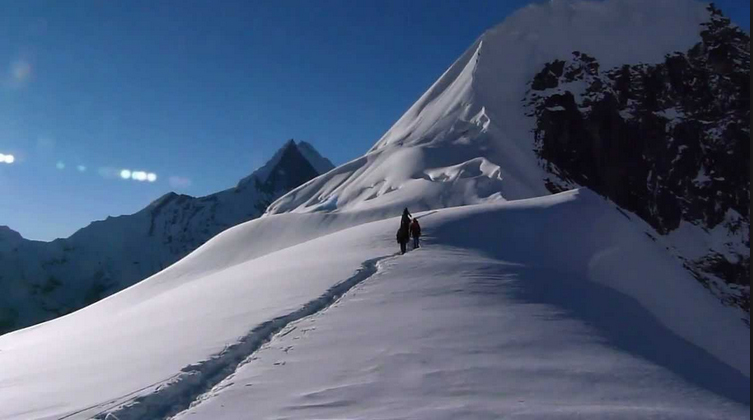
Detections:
[0, 153, 14, 164]
[132, 171, 147, 182]
[56, 161, 65, 170]
[115, 168, 158, 183]
[77, 165, 87, 172]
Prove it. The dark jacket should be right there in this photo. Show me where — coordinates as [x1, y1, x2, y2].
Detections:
[398, 208, 412, 244]
[396, 226, 409, 244]
[410, 220, 421, 238]
[400, 209, 412, 231]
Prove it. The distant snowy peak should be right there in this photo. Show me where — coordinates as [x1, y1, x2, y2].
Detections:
[238, 140, 333, 190]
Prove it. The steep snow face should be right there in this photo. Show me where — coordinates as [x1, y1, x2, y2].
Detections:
[0, 141, 333, 335]
[373, 0, 708, 152]
[268, 0, 708, 218]
[0, 191, 748, 420]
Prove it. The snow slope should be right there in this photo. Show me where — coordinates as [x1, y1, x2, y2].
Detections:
[0, 192, 750, 420]
[0, 190, 748, 420]
[178, 197, 749, 420]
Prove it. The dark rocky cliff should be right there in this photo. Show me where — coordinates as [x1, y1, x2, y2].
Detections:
[526, 5, 750, 315]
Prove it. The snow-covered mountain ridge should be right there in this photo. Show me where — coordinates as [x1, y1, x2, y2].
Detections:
[267, 0, 714, 214]
[267, 1, 749, 320]
[0, 140, 333, 335]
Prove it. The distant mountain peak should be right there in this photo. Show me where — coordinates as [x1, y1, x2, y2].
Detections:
[296, 141, 335, 175]
[237, 140, 333, 190]
[0, 225, 23, 243]
[255, 140, 320, 194]
[0, 138, 334, 334]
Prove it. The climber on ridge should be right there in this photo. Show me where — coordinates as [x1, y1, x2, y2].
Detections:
[410, 217, 421, 249]
[397, 208, 412, 255]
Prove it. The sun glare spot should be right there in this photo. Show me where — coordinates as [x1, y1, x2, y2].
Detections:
[120, 169, 132, 179]
[147, 173, 157, 182]
[0, 153, 15, 164]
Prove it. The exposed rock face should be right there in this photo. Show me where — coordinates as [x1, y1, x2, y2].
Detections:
[526, 5, 750, 315]
[244, 140, 322, 213]
[0, 141, 332, 334]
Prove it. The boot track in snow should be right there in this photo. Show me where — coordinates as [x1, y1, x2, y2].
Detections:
[90, 255, 394, 420]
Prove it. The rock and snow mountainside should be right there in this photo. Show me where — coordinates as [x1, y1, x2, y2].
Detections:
[526, 5, 750, 313]
[0, 140, 333, 334]
[0, 1, 749, 420]
[268, 2, 749, 318]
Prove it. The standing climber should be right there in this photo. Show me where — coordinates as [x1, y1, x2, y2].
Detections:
[400, 208, 412, 232]
[410, 218, 421, 249]
[396, 225, 409, 255]
[397, 208, 412, 255]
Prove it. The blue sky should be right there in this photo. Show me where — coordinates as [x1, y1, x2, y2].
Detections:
[0, 0, 749, 241]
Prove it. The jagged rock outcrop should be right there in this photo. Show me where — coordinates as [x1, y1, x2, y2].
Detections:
[526, 5, 750, 315]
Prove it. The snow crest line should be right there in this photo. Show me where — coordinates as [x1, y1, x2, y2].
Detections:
[96, 255, 392, 420]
